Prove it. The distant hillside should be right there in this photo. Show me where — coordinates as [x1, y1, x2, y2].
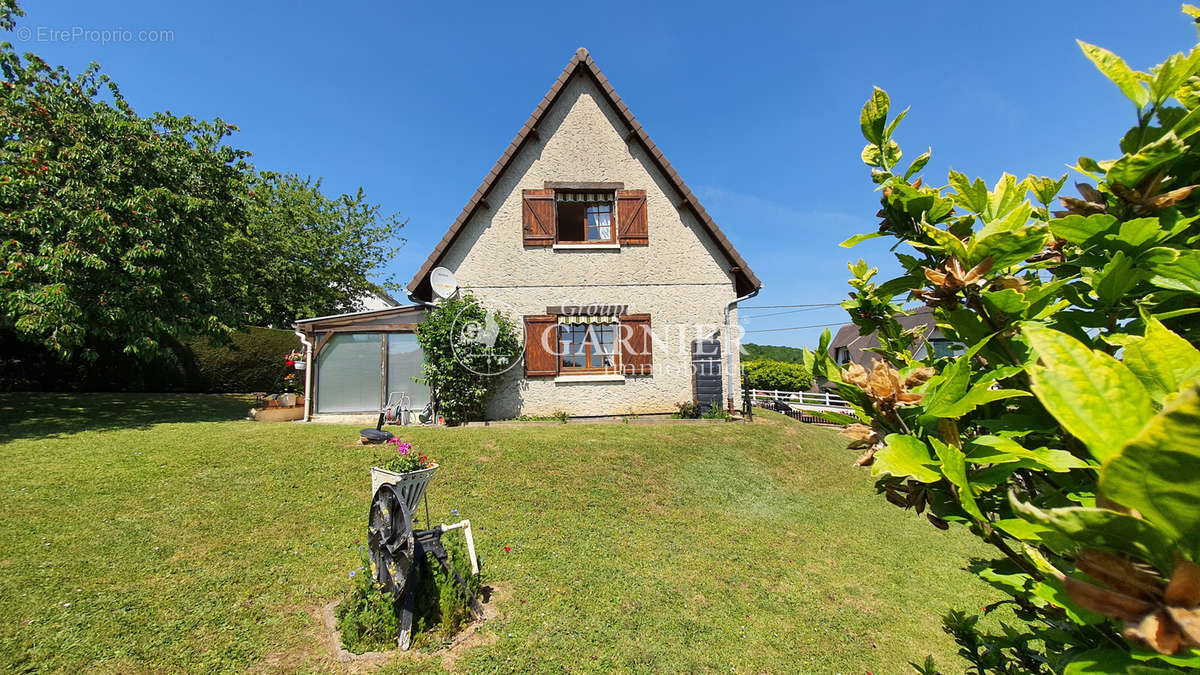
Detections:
[742, 343, 808, 364]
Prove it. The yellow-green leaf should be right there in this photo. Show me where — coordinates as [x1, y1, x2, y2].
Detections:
[930, 437, 984, 520]
[904, 148, 931, 180]
[948, 170, 988, 214]
[840, 232, 884, 248]
[919, 222, 969, 262]
[1122, 317, 1200, 402]
[872, 434, 941, 483]
[965, 435, 1091, 472]
[860, 87, 889, 145]
[1048, 214, 1117, 244]
[1107, 131, 1185, 188]
[1022, 324, 1155, 462]
[1009, 498, 1175, 573]
[1100, 384, 1200, 559]
[1078, 40, 1151, 108]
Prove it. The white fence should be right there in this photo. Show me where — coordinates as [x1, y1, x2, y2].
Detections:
[749, 389, 851, 411]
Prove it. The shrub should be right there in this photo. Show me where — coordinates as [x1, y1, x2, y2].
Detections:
[821, 11, 1200, 672]
[335, 549, 399, 654]
[673, 401, 700, 419]
[415, 293, 521, 425]
[741, 343, 807, 364]
[743, 360, 813, 392]
[337, 533, 483, 652]
[406, 530, 483, 646]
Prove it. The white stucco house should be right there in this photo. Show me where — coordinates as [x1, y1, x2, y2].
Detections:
[296, 48, 760, 420]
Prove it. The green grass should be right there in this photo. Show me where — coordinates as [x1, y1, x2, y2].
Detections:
[0, 394, 997, 673]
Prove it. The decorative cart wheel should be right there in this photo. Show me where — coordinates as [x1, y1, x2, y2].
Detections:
[366, 483, 413, 581]
[366, 482, 486, 650]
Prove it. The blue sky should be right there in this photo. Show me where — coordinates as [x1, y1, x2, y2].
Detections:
[10, 1, 1196, 347]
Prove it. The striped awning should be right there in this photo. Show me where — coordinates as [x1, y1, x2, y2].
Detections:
[558, 314, 619, 324]
[555, 192, 612, 203]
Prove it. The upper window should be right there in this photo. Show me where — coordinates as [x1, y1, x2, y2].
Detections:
[833, 346, 851, 365]
[555, 192, 614, 244]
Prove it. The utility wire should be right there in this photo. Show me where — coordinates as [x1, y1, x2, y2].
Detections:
[742, 306, 844, 320]
[738, 303, 842, 310]
[742, 321, 847, 333]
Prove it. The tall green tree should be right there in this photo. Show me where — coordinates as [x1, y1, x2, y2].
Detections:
[0, 39, 252, 360]
[0, 2, 402, 368]
[238, 171, 404, 328]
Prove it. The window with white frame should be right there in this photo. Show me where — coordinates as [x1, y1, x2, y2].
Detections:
[555, 191, 614, 243]
[558, 317, 618, 372]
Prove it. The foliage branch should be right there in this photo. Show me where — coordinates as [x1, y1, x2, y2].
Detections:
[814, 9, 1200, 672]
[415, 293, 520, 426]
[0, 2, 403, 366]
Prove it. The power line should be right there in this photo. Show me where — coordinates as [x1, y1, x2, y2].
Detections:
[739, 303, 842, 310]
[742, 321, 846, 333]
[743, 306, 844, 320]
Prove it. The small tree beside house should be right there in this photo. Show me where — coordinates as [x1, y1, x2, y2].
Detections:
[415, 294, 520, 425]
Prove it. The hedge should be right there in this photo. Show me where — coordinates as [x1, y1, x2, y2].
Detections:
[743, 360, 814, 392]
[0, 327, 300, 393]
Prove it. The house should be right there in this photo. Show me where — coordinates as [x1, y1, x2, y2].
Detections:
[402, 48, 761, 419]
[355, 288, 403, 312]
[828, 307, 963, 370]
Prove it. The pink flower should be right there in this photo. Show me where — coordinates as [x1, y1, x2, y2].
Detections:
[504, 546, 511, 552]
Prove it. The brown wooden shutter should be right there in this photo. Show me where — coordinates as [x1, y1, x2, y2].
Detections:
[620, 313, 652, 376]
[616, 189, 648, 245]
[523, 315, 558, 377]
[522, 189, 555, 246]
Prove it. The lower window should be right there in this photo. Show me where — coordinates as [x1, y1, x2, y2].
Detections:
[559, 323, 618, 372]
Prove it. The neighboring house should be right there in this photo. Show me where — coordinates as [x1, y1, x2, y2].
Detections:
[404, 48, 761, 419]
[355, 289, 402, 312]
[828, 307, 963, 371]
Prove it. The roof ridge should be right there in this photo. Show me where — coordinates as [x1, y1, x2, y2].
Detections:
[406, 49, 760, 297]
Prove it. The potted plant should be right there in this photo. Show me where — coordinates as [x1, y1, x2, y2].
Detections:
[370, 439, 438, 514]
[286, 349, 306, 371]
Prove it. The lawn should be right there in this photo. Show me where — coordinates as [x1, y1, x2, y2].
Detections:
[0, 394, 998, 673]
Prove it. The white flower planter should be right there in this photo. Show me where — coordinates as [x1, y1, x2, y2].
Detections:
[293, 360, 307, 370]
[370, 464, 438, 515]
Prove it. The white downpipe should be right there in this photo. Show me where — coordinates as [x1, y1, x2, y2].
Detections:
[293, 328, 313, 422]
[724, 287, 760, 412]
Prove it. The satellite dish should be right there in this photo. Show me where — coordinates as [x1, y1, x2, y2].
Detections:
[430, 267, 458, 299]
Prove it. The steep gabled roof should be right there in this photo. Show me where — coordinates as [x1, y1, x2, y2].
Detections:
[828, 307, 941, 369]
[407, 47, 761, 299]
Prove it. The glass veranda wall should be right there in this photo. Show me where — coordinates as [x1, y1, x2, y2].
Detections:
[315, 332, 430, 414]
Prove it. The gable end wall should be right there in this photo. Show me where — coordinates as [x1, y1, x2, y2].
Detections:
[436, 73, 743, 417]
